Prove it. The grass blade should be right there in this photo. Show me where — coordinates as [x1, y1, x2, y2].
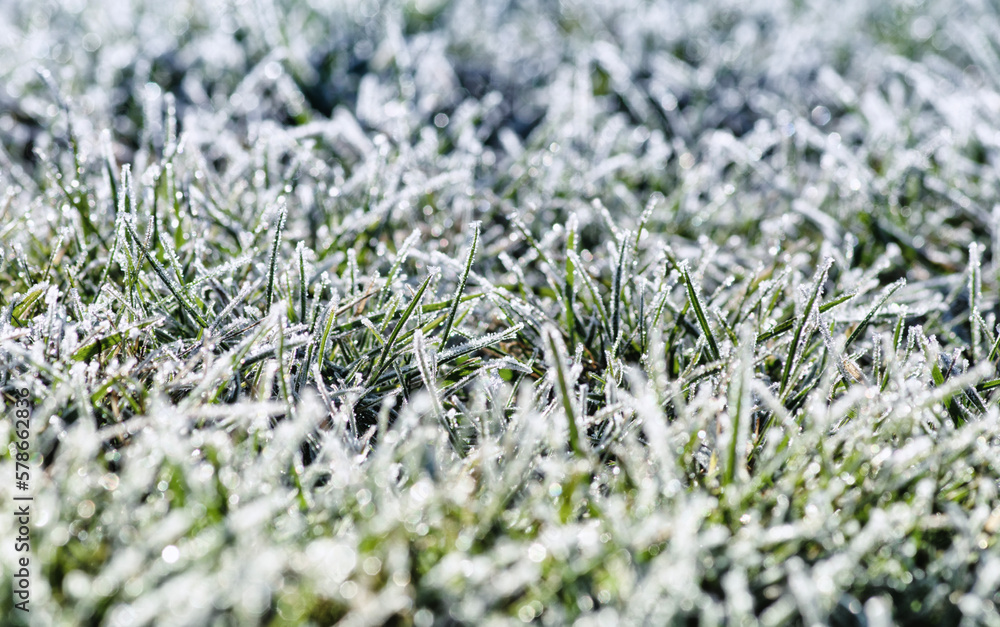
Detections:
[779, 258, 832, 399]
[969, 242, 982, 362]
[414, 329, 463, 452]
[757, 292, 853, 343]
[569, 249, 611, 340]
[611, 233, 628, 351]
[724, 324, 754, 486]
[265, 201, 288, 311]
[565, 213, 578, 349]
[367, 273, 434, 386]
[121, 215, 208, 328]
[297, 241, 308, 323]
[543, 325, 584, 457]
[680, 263, 720, 362]
[440, 222, 479, 344]
[843, 279, 904, 351]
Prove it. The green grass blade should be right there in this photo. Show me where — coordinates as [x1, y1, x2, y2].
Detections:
[265, 202, 288, 311]
[568, 249, 611, 339]
[122, 215, 208, 328]
[414, 329, 462, 452]
[564, 213, 578, 350]
[724, 324, 754, 486]
[779, 258, 832, 399]
[969, 242, 982, 362]
[680, 263, 720, 362]
[757, 292, 853, 343]
[367, 273, 434, 386]
[297, 241, 308, 323]
[440, 222, 479, 344]
[544, 325, 584, 458]
[611, 234, 627, 350]
[843, 279, 904, 351]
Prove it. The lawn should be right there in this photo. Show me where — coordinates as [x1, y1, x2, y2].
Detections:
[2, 0, 1000, 624]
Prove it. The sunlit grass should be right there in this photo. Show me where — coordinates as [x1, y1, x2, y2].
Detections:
[2, 0, 1000, 624]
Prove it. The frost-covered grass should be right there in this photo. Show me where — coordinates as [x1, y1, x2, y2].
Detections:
[3, 0, 1000, 624]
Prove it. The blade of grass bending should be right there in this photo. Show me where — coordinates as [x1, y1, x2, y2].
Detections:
[368, 274, 434, 385]
[72, 317, 160, 362]
[844, 279, 904, 351]
[322, 294, 484, 348]
[436, 324, 525, 365]
[543, 326, 584, 458]
[365, 324, 525, 391]
[360, 317, 386, 346]
[122, 216, 208, 328]
[440, 222, 479, 343]
[11, 283, 46, 322]
[988, 322, 1000, 363]
[757, 292, 853, 343]
[680, 263, 720, 362]
[265, 202, 288, 311]
[208, 277, 263, 333]
[977, 378, 1000, 392]
[316, 300, 340, 373]
[779, 259, 832, 399]
[158, 233, 199, 312]
[648, 287, 670, 336]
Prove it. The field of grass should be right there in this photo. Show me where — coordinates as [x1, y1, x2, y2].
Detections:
[3, 0, 1000, 624]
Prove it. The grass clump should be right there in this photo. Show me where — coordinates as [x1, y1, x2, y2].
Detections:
[2, 0, 1000, 625]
